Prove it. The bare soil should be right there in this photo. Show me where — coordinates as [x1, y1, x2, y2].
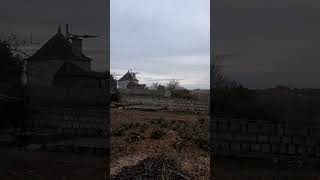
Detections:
[110, 108, 210, 179]
[0, 147, 106, 180]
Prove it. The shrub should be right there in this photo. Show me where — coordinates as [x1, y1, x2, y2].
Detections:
[112, 122, 132, 136]
[126, 131, 144, 142]
[150, 129, 166, 139]
[175, 118, 209, 151]
[151, 117, 169, 128]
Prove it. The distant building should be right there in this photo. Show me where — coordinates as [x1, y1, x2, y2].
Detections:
[27, 26, 107, 89]
[127, 81, 146, 90]
[118, 70, 145, 89]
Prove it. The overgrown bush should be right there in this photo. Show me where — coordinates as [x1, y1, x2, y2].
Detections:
[172, 118, 209, 151]
[166, 79, 195, 100]
[171, 89, 194, 100]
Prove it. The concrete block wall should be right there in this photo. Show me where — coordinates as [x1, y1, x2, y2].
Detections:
[28, 105, 107, 137]
[212, 118, 320, 158]
[120, 95, 209, 114]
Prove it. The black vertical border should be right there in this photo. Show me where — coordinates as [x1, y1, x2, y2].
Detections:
[210, 0, 214, 179]
[106, 0, 111, 179]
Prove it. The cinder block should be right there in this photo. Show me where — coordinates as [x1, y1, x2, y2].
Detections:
[251, 144, 261, 152]
[258, 135, 269, 142]
[248, 123, 259, 133]
[270, 136, 281, 143]
[241, 143, 250, 151]
[271, 144, 280, 153]
[288, 145, 295, 154]
[282, 136, 291, 143]
[230, 143, 241, 152]
[262, 144, 271, 153]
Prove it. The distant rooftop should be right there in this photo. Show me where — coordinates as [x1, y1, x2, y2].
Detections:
[119, 70, 138, 81]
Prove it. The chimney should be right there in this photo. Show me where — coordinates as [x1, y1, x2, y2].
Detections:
[71, 37, 82, 57]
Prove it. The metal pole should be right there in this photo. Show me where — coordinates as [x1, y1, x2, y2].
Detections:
[66, 24, 69, 38]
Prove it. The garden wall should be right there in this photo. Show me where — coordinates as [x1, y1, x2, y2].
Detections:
[119, 95, 209, 114]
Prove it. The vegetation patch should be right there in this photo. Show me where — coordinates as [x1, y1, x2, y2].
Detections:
[112, 122, 133, 136]
[150, 129, 166, 139]
[174, 118, 209, 151]
[125, 131, 144, 142]
[151, 117, 169, 128]
[111, 154, 191, 180]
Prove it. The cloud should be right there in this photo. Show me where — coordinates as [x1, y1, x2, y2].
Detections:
[111, 0, 210, 89]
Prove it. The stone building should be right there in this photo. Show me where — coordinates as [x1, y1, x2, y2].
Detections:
[25, 26, 108, 136]
[118, 70, 145, 89]
[27, 26, 107, 88]
[53, 62, 107, 89]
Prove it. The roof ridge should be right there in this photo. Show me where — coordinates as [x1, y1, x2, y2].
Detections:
[28, 30, 91, 61]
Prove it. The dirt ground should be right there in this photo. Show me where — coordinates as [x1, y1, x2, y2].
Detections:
[0, 148, 106, 180]
[110, 108, 210, 179]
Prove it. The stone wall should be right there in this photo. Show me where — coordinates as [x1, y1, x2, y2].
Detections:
[120, 95, 209, 114]
[119, 89, 164, 97]
[212, 118, 320, 158]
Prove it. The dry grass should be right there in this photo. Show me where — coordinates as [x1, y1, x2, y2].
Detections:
[111, 108, 209, 179]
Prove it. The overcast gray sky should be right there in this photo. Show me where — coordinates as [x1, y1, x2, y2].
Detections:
[3, 1, 316, 89]
[214, 0, 320, 89]
[0, 0, 108, 72]
[111, 0, 210, 89]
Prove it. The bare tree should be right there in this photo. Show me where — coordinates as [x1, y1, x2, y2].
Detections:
[0, 39, 23, 86]
[1, 33, 30, 57]
[211, 54, 225, 88]
[152, 82, 159, 90]
[167, 79, 182, 91]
